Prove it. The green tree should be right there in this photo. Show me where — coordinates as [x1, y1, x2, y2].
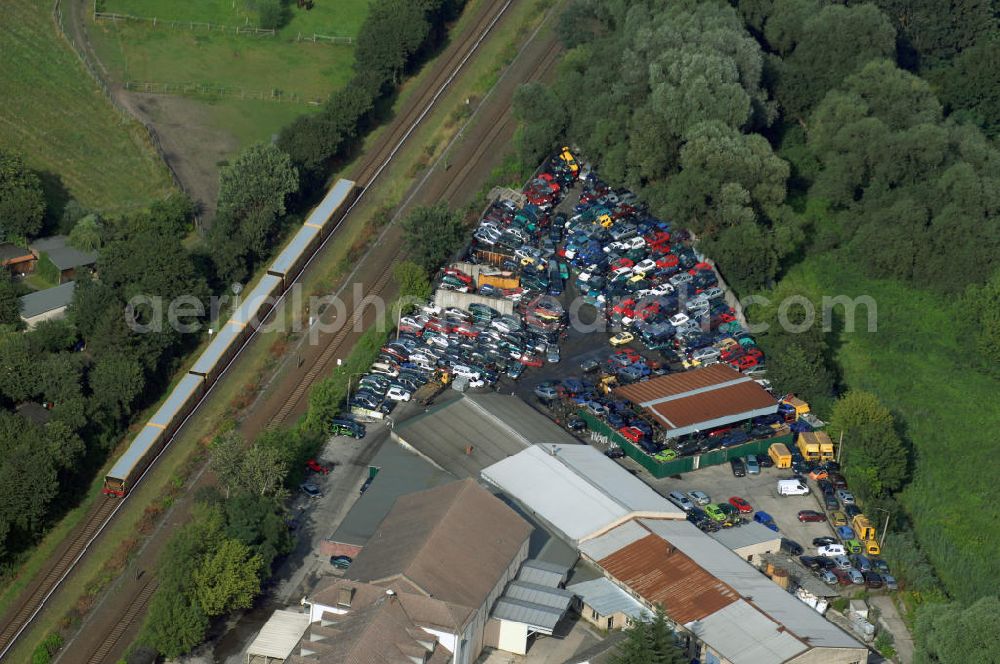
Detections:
[353, 0, 430, 84]
[222, 493, 292, 570]
[257, 0, 284, 30]
[0, 149, 45, 241]
[913, 595, 1000, 664]
[700, 221, 779, 293]
[67, 213, 103, 252]
[239, 445, 289, 498]
[211, 430, 246, 499]
[0, 274, 23, 329]
[400, 204, 466, 273]
[192, 538, 262, 616]
[936, 36, 1000, 138]
[966, 270, 1000, 374]
[828, 391, 909, 501]
[89, 353, 145, 423]
[610, 606, 685, 664]
[141, 590, 209, 659]
[512, 82, 567, 169]
[869, 0, 994, 67]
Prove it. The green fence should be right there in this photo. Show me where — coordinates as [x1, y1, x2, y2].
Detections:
[576, 409, 792, 479]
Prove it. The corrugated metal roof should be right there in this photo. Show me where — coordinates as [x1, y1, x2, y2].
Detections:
[149, 374, 203, 428]
[304, 178, 356, 229]
[480, 445, 683, 544]
[639, 520, 864, 649]
[247, 609, 310, 659]
[503, 581, 575, 608]
[107, 425, 163, 481]
[579, 518, 650, 562]
[615, 364, 741, 403]
[566, 578, 648, 621]
[708, 522, 781, 552]
[690, 600, 807, 664]
[597, 532, 740, 624]
[269, 225, 319, 276]
[651, 381, 777, 429]
[492, 597, 567, 632]
[19, 281, 75, 318]
[517, 559, 568, 587]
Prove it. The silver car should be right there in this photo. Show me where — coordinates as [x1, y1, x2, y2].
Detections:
[847, 569, 865, 585]
[688, 490, 711, 506]
[744, 455, 760, 475]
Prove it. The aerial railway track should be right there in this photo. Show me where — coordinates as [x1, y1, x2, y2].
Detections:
[0, 0, 516, 660]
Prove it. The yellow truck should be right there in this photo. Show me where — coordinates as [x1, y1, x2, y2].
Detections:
[768, 442, 792, 469]
[782, 395, 811, 420]
[478, 268, 519, 290]
[852, 514, 876, 541]
[864, 540, 881, 555]
[796, 431, 835, 462]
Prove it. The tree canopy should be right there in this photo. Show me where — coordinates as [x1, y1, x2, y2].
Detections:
[400, 204, 467, 273]
[0, 149, 46, 242]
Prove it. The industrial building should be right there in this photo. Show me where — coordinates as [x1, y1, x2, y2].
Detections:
[614, 364, 778, 438]
[480, 443, 684, 546]
[708, 521, 782, 566]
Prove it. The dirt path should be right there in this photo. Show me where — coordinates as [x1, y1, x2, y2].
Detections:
[870, 595, 914, 663]
[40, 1, 566, 662]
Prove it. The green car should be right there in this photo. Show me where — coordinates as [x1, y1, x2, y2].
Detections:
[653, 449, 677, 462]
[845, 539, 863, 554]
[705, 504, 727, 522]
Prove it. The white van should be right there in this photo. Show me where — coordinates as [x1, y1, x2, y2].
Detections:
[777, 479, 810, 496]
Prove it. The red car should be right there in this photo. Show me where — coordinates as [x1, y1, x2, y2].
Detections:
[832, 568, 854, 586]
[656, 254, 679, 269]
[454, 324, 479, 339]
[729, 496, 753, 513]
[443, 267, 472, 285]
[424, 319, 452, 334]
[518, 353, 544, 367]
[797, 510, 827, 523]
[306, 459, 331, 474]
[708, 427, 733, 438]
[611, 257, 635, 270]
[618, 426, 645, 443]
[730, 355, 759, 371]
[720, 346, 744, 361]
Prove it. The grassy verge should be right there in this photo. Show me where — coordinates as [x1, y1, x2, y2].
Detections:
[762, 252, 1000, 605]
[0, 0, 175, 211]
[4, 0, 554, 657]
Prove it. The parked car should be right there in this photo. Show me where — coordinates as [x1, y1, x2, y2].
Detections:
[798, 510, 827, 523]
[881, 574, 898, 591]
[668, 491, 695, 512]
[836, 489, 856, 505]
[744, 455, 760, 475]
[799, 555, 821, 570]
[728, 496, 753, 513]
[688, 490, 711, 506]
[830, 511, 848, 527]
[817, 544, 846, 557]
[836, 525, 857, 540]
[609, 331, 634, 347]
[847, 569, 866, 585]
[534, 384, 559, 400]
[730, 458, 746, 477]
[832, 554, 853, 570]
[330, 555, 353, 569]
[813, 536, 838, 547]
[781, 538, 803, 556]
[704, 504, 727, 522]
[386, 386, 412, 402]
[300, 482, 322, 499]
[306, 459, 331, 474]
[819, 569, 838, 585]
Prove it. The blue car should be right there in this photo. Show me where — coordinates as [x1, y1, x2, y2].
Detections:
[836, 526, 857, 540]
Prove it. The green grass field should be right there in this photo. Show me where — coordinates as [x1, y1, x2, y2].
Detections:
[0, 0, 175, 212]
[100, 0, 370, 38]
[767, 253, 1000, 604]
[89, 24, 354, 102]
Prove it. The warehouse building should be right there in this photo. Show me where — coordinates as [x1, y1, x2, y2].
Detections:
[615, 364, 778, 438]
[708, 521, 782, 566]
[579, 519, 869, 664]
[480, 444, 684, 547]
[392, 392, 578, 478]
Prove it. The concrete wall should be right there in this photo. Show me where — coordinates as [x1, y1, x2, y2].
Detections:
[22, 305, 68, 329]
[574, 597, 631, 631]
[733, 540, 781, 566]
[460, 536, 530, 664]
[433, 288, 514, 316]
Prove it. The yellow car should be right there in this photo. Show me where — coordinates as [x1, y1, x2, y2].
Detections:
[598, 213, 613, 228]
[831, 511, 848, 527]
[864, 540, 881, 555]
[609, 332, 634, 347]
[682, 357, 701, 370]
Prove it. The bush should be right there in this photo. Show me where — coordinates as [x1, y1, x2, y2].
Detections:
[257, 0, 285, 30]
[31, 633, 63, 664]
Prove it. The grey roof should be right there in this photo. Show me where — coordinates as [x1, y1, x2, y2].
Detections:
[516, 559, 569, 587]
[269, 224, 318, 276]
[503, 581, 575, 608]
[303, 178, 355, 230]
[394, 393, 577, 478]
[708, 521, 782, 552]
[19, 281, 75, 318]
[16, 403, 52, 426]
[329, 441, 455, 546]
[690, 600, 807, 664]
[149, 373, 203, 428]
[639, 519, 865, 650]
[492, 596, 568, 632]
[30, 236, 96, 271]
[480, 444, 683, 544]
[190, 274, 280, 375]
[578, 519, 650, 562]
[566, 577, 648, 621]
[107, 425, 162, 481]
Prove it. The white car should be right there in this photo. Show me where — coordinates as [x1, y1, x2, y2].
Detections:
[702, 286, 725, 300]
[669, 272, 693, 287]
[386, 386, 412, 402]
[426, 335, 450, 349]
[754, 378, 773, 392]
[421, 302, 442, 316]
[692, 347, 720, 362]
[669, 313, 690, 327]
[688, 490, 711, 505]
[817, 544, 846, 557]
[611, 265, 634, 278]
[452, 365, 481, 380]
[633, 259, 657, 274]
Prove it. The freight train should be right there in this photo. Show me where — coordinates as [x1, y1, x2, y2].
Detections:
[103, 179, 357, 497]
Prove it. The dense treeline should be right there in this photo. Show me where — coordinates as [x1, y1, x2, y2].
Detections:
[277, 0, 467, 181]
[513, 0, 999, 650]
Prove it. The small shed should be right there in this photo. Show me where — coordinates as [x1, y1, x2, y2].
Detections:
[566, 577, 649, 631]
[0, 243, 36, 275]
[19, 281, 76, 328]
[30, 236, 96, 283]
